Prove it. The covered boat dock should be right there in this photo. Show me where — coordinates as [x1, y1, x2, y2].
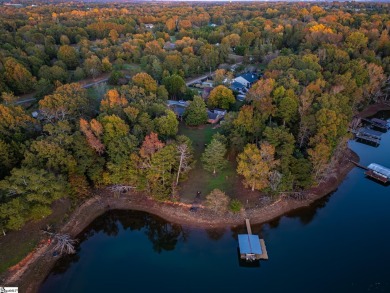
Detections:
[362, 118, 389, 132]
[238, 219, 268, 261]
[355, 128, 382, 146]
[365, 163, 390, 184]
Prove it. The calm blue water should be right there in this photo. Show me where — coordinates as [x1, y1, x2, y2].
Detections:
[40, 114, 390, 293]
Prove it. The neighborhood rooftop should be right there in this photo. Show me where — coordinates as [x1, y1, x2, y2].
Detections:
[239, 73, 259, 83]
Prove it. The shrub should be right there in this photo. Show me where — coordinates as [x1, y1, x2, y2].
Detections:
[205, 189, 230, 215]
[229, 199, 243, 213]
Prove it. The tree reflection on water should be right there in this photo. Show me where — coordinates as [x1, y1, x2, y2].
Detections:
[48, 210, 189, 275]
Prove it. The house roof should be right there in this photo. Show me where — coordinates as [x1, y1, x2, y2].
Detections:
[230, 81, 246, 90]
[213, 108, 227, 114]
[172, 105, 186, 117]
[207, 111, 219, 120]
[163, 42, 176, 50]
[167, 100, 189, 107]
[239, 73, 258, 83]
[238, 234, 262, 255]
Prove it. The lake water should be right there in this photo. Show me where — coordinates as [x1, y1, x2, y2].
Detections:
[40, 114, 390, 293]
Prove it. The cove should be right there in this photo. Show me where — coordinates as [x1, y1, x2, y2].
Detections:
[40, 115, 390, 293]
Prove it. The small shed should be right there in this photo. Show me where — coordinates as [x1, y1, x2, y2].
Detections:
[238, 234, 262, 261]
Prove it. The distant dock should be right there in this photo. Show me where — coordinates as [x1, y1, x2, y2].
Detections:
[238, 219, 268, 261]
[350, 117, 389, 146]
[355, 128, 382, 146]
[361, 118, 389, 132]
[350, 161, 390, 184]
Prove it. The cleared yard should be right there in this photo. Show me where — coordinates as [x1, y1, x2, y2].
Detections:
[178, 123, 261, 204]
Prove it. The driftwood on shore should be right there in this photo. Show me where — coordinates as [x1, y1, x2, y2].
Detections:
[108, 185, 135, 194]
[42, 230, 78, 255]
[280, 192, 309, 201]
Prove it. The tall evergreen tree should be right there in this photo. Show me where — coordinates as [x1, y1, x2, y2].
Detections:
[184, 96, 208, 126]
[201, 138, 227, 174]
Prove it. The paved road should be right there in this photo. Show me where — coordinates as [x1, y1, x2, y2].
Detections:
[185, 73, 215, 86]
[11, 77, 110, 106]
[81, 78, 109, 89]
[185, 62, 243, 86]
[13, 64, 246, 106]
[13, 98, 36, 105]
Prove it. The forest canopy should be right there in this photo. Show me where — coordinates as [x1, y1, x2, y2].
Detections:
[0, 1, 389, 231]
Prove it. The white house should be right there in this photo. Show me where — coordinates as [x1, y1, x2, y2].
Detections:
[234, 76, 251, 88]
[233, 73, 259, 88]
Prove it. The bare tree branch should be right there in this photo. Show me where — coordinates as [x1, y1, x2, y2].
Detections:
[42, 230, 78, 255]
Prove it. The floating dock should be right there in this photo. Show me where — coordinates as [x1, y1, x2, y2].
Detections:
[355, 128, 382, 146]
[362, 118, 389, 132]
[238, 219, 268, 261]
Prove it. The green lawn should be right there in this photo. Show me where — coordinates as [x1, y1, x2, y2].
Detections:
[113, 63, 141, 75]
[178, 123, 239, 202]
[0, 238, 38, 274]
[0, 199, 71, 274]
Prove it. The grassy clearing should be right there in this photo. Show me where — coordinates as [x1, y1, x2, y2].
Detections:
[113, 63, 141, 75]
[0, 238, 38, 274]
[0, 199, 71, 275]
[178, 123, 239, 202]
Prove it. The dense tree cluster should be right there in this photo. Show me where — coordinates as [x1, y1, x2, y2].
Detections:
[0, 1, 389, 231]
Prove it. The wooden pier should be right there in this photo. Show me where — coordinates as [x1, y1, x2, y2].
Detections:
[245, 218, 252, 235]
[259, 239, 269, 260]
[349, 160, 369, 170]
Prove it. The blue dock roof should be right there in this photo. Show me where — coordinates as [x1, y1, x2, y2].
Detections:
[238, 234, 262, 255]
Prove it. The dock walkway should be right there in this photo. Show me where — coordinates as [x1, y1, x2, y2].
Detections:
[349, 160, 369, 170]
[243, 219, 268, 260]
[245, 219, 252, 235]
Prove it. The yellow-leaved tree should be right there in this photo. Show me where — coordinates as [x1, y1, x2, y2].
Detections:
[237, 143, 278, 191]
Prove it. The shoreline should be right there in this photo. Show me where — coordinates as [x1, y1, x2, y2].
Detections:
[3, 102, 390, 293]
